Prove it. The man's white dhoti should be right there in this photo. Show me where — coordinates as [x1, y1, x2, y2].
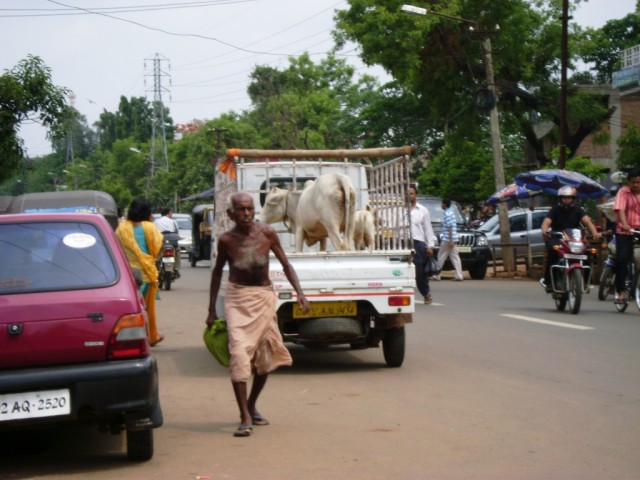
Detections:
[224, 282, 292, 382]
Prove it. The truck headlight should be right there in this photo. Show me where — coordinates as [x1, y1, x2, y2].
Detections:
[476, 235, 488, 247]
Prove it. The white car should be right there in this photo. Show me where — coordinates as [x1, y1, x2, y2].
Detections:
[172, 213, 192, 257]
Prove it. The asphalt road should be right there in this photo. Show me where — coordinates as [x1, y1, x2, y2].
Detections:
[2, 263, 640, 480]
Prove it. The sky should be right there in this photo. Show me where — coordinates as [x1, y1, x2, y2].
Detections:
[1, 0, 638, 157]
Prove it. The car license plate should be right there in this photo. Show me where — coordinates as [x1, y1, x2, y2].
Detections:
[293, 301, 357, 319]
[564, 254, 587, 260]
[162, 257, 175, 263]
[458, 246, 471, 253]
[0, 389, 71, 421]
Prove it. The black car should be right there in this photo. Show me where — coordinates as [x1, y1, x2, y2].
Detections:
[417, 195, 491, 280]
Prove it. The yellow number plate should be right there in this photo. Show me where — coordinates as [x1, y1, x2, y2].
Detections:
[293, 301, 357, 319]
[458, 246, 471, 253]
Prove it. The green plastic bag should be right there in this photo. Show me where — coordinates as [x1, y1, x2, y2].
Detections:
[203, 318, 230, 367]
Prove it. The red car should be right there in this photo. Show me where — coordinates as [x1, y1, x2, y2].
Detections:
[0, 212, 163, 461]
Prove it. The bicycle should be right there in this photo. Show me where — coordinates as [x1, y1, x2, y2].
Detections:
[613, 230, 640, 313]
[598, 234, 616, 301]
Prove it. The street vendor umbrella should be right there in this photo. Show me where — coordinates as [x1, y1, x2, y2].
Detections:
[486, 182, 542, 205]
[514, 169, 609, 199]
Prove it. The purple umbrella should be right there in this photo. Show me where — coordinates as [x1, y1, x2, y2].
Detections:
[514, 169, 609, 199]
[486, 182, 542, 205]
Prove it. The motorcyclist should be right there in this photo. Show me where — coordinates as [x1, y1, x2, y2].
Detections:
[539, 186, 600, 292]
[154, 207, 181, 277]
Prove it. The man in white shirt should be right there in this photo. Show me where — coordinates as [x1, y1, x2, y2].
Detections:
[409, 185, 436, 304]
[154, 207, 181, 274]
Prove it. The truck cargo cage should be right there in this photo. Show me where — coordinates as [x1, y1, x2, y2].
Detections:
[215, 146, 415, 253]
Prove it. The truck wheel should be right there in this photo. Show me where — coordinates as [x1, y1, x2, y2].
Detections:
[382, 326, 405, 368]
[126, 429, 153, 461]
[468, 260, 487, 280]
[297, 317, 362, 340]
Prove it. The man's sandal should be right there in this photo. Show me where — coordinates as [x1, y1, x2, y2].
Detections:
[252, 414, 270, 426]
[233, 424, 253, 437]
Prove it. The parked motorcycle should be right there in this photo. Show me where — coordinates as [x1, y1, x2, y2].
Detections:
[157, 239, 177, 291]
[547, 228, 597, 314]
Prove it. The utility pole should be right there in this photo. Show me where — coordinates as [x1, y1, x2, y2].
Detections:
[144, 53, 171, 174]
[66, 92, 75, 166]
[401, 5, 514, 271]
[559, 0, 570, 169]
[475, 31, 514, 271]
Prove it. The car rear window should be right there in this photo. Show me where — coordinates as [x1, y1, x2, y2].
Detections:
[0, 221, 117, 294]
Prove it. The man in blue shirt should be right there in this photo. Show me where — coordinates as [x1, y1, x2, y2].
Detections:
[437, 199, 464, 281]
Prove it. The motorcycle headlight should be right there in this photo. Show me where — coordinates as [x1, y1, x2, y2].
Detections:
[569, 241, 583, 253]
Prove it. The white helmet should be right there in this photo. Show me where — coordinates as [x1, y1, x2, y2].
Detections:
[558, 186, 577, 206]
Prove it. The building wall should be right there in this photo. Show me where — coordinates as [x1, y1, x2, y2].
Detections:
[575, 90, 640, 171]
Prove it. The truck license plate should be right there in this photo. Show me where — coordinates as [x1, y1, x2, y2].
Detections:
[293, 301, 357, 319]
[0, 389, 71, 421]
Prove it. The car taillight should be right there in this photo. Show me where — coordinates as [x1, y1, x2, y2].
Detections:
[388, 296, 411, 306]
[107, 313, 150, 359]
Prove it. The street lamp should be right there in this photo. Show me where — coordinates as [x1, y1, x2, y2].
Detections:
[402, 4, 515, 271]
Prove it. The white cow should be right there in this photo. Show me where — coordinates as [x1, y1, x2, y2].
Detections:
[257, 187, 302, 231]
[258, 174, 356, 252]
[293, 173, 356, 252]
[353, 205, 377, 251]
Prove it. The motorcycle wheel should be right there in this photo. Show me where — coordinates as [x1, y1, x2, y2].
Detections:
[568, 269, 583, 315]
[635, 276, 640, 312]
[615, 290, 629, 313]
[163, 274, 172, 291]
[554, 294, 567, 311]
[597, 266, 615, 301]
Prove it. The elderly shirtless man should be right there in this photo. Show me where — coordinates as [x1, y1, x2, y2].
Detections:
[206, 192, 309, 437]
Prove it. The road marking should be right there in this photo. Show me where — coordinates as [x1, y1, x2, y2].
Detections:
[501, 314, 594, 330]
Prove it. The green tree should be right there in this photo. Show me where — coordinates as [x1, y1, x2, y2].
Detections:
[95, 96, 174, 151]
[246, 53, 382, 149]
[579, 9, 640, 83]
[334, 1, 624, 170]
[0, 55, 69, 183]
[617, 122, 640, 172]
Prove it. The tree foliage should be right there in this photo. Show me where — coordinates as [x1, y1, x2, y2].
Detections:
[579, 10, 640, 83]
[333, 0, 624, 171]
[617, 122, 640, 172]
[0, 55, 69, 183]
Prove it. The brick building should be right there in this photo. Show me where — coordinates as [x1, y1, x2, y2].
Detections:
[576, 45, 640, 172]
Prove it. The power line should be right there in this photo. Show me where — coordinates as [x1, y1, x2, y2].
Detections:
[0, 1, 254, 17]
[44, 0, 321, 56]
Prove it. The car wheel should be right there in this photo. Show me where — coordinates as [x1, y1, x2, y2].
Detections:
[382, 326, 405, 368]
[468, 260, 488, 280]
[127, 429, 154, 461]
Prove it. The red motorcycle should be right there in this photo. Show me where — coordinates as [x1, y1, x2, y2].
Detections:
[547, 228, 597, 314]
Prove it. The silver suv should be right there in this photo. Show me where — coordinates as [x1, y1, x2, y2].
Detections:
[477, 208, 549, 264]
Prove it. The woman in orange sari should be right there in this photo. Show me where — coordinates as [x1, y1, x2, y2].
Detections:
[116, 198, 165, 346]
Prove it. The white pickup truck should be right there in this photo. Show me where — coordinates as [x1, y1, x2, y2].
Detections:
[213, 147, 416, 367]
